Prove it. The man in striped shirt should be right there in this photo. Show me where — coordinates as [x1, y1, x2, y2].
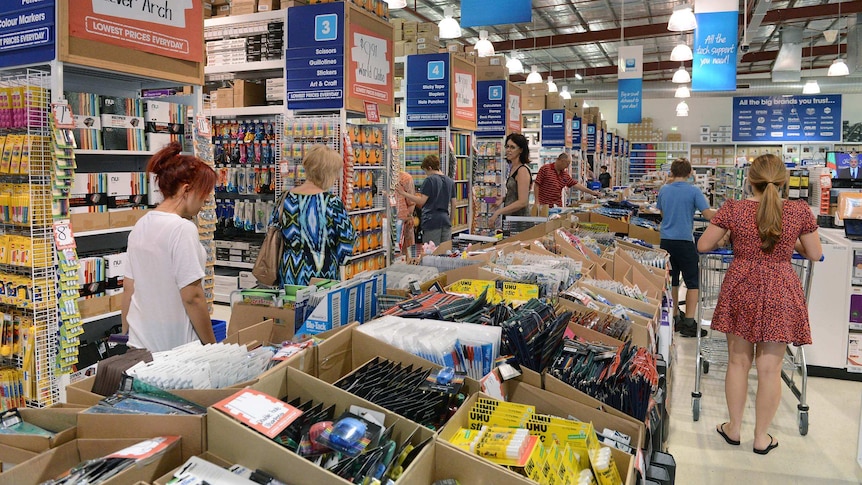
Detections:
[534, 152, 601, 209]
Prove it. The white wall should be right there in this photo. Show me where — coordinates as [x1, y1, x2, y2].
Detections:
[591, 93, 862, 142]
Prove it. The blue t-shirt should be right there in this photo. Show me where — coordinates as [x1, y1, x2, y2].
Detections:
[420, 173, 455, 230]
[656, 181, 710, 241]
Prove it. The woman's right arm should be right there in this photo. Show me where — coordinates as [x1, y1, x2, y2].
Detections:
[121, 278, 134, 334]
[797, 231, 822, 261]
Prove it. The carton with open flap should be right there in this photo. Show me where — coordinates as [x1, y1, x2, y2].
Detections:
[0, 437, 183, 485]
[153, 451, 233, 485]
[208, 367, 435, 485]
[228, 302, 297, 344]
[575, 282, 658, 350]
[0, 407, 78, 455]
[438, 392, 637, 484]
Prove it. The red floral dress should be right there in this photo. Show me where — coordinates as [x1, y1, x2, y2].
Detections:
[710, 199, 818, 345]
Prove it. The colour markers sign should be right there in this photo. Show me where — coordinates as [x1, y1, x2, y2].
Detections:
[0, 1, 55, 69]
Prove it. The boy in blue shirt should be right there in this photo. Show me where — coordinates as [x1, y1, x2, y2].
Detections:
[656, 159, 716, 337]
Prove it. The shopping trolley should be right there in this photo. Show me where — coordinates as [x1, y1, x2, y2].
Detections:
[690, 249, 821, 436]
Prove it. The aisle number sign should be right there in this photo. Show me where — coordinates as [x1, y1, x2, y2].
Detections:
[287, 3, 345, 110]
[406, 53, 450, 127]
[541, 109, 571, 148]
[0, 1, 55, 69]
[477, 80, 506, 137]
[586, 124, 597, 152]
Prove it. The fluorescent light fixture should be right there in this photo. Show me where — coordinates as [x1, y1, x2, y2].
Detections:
[674, 85, 690, 98]
[668, 4, 697, 32]
[560, 85, 571, 99]
[828, 58, 849, 76]
[475, 30, 495, 57]
[506, 54, 523, 74]
[670, 43, 693, 62]
[525, 65, 543, 84]
[802, 80, 821, 94]
[575, 72, 583, 80]
[439, 7, 461, 39]
[385, 0, 407, 8]
[676, 100, 689, 116]
[547, 75, 558, 92]
[672, 66, 691, 83]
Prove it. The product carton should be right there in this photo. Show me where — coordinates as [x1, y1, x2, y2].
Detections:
[76, 412, 208, 462]
[628, 223, 661, 245]
[109, 207, 149, 228]
[231, 0, 258, 15]
[257, 0, 280, 11]
[153, 452, 233, 485]
[232, 80, 266, 107]
[70, 212, 111, 232]
[207, 368, 435, 485]
[0, 438, 183, 485]
[0, 407, 77, 455]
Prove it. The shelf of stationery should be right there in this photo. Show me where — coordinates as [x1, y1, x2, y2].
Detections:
[75, 150, 157, 156]
[81, 310, 122, 325]
[452, 225, 469, 234]
[204, 59, 284, 76]
[346, 248, 386, 262]
[349, 207, 387, 216]
[354, 165, 386, 170]
[207, 105, 285, 117]
[215, 260, 255, 269]
[214, 192, 277, 201]
[75, 227, 135, 237]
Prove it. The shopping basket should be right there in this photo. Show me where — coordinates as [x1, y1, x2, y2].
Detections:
[690, 249, 821, 436]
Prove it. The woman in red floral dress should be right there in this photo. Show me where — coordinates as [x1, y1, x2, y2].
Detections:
[697, 154, 822, 455]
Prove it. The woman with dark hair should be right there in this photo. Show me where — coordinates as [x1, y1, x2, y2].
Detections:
[490, 133, 531, 225]
[122, 142, 217, 352]
[698, 153, 822, 455]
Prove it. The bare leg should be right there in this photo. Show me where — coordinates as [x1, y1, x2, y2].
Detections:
[672, 285, 681, 317]
[685, 288, 699, 321]
[753, 341, 786, 450]
[721, 333, 754, 441]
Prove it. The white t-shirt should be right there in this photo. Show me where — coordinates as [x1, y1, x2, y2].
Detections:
[126, 211, 206, 352]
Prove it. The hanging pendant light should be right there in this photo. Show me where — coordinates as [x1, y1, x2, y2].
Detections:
[560, 85, 572, 100]
[668, 3, 697, 32]
[438, 7, 461, 39]
[525, 65, 543, 84]
[670, 42, 693, 62]
[674, 85, 691, 98]
[475, 30, 495, 57]
[506, 52, 524, 74]
[547, 75, 558, 92]
[828, 58, 849, 77]
[575, 72, 583, 80]
[676, 100, 690, 116]
[802, 80, 821, 94]
[672, 65, 691, 83]
[385, 0, 407, 9]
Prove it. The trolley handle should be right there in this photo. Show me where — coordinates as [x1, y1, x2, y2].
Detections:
[792, 253, 825, 262]
[699, 249, 824, 261]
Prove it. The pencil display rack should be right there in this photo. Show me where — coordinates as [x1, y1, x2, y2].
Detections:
[474, 139, 505, 236]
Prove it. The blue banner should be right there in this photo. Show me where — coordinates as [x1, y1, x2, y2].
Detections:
[476, 80, 506, 137]
[461, 0, 531, 28]
[693, 11, 738, 92]
[605, 132, 613, 155]
[406, 53, 450, 128]
[0, 1, 55, 69]
[541, 109, 566, 147]
[572, 117, 582, 146]
[286, 3, 345, 110]
[732, 95, 842, 142]
[586, 124, 597, 152]
[617, 77, 643, 124]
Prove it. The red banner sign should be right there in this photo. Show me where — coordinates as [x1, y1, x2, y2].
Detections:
[69, 0, 203, 62]
[348, 22, 393, 108]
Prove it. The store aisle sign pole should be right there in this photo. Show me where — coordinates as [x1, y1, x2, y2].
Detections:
[68, 0, 202, 62]
[617, 45, 643, 124]
[406, 53, 450, 127]
[0, 1, 55, 69]
[732, 94, 842, 142]
[693, 0, 738, 92]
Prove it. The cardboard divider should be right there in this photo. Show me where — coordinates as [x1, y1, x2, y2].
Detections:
[209, 367, 435, 485]
[76, 412, 205, 462]
[0, 438, 183, 485]
[0, 408, 78, 458]
[153, 452, 233, 485]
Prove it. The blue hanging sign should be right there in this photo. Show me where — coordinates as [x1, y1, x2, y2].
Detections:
[586, 124, 597, 152]
[476, 80, 506, 137]
[605, 132, 614, 155]
[286, 3, 345, 110]
[692, 0, 738, 92]
[541, 109, 567, 147]
[0, 1, 55, 69]
[572, 117, 582, 146]
[461, 0, 531, 28]
[406, 53, 450, 128]
[732, 95, 842, 142]
[617, 45, 643, 123]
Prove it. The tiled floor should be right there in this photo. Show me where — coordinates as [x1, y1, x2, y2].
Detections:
[668, 330, 862, 484]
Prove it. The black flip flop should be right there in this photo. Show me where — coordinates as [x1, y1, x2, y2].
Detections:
[716, 423, 740, 446]
[753, 434, 779, 455]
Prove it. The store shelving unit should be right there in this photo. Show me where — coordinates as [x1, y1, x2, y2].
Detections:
[450, 131, 472, 234]
[628, 141, 690, 181]
[473, 139, 506, 236]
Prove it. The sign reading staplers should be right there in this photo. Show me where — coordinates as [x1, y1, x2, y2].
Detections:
[68, 0, 203, 62]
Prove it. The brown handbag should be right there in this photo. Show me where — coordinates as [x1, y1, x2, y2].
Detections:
[252, 193, 286, 286]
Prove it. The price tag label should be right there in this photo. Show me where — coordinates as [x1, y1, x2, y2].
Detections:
[364, 101, 380, 123]
[108, 436, 180, 460]
[213, 389, 303, 438]
[53, 220, 77, 250]
[195, 114, 212, 137]
[51, 101, 75, 129]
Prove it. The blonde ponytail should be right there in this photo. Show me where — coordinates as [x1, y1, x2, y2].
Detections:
[749, 154, 787, 253]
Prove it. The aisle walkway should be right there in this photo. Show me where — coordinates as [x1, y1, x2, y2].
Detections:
[668, 333, 862, 484]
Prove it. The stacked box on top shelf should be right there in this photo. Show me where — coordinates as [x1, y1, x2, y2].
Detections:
[344, 123, 388, 280]
[205, 17, 284, 67]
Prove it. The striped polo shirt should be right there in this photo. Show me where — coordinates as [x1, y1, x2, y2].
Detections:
[534, 162, 577, 207]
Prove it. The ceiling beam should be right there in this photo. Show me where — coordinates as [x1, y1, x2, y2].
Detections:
[492, 1, 862, 53]
[509, 44, 847, 82]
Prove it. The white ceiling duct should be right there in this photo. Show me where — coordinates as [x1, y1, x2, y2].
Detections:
[772, 26, 803, 82]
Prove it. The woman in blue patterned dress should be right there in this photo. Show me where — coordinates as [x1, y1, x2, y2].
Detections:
[276, 145, 356, 286]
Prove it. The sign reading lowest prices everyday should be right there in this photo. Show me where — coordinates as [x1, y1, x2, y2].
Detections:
[0, 1, 55, 69]
[68, 0, 203, 62]
[732, 95, 842, 142]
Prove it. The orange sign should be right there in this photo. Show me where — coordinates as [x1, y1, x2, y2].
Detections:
[68, 0, 203, 62]
[213, 389, 303, 439]
[348, 22, 393, 108]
